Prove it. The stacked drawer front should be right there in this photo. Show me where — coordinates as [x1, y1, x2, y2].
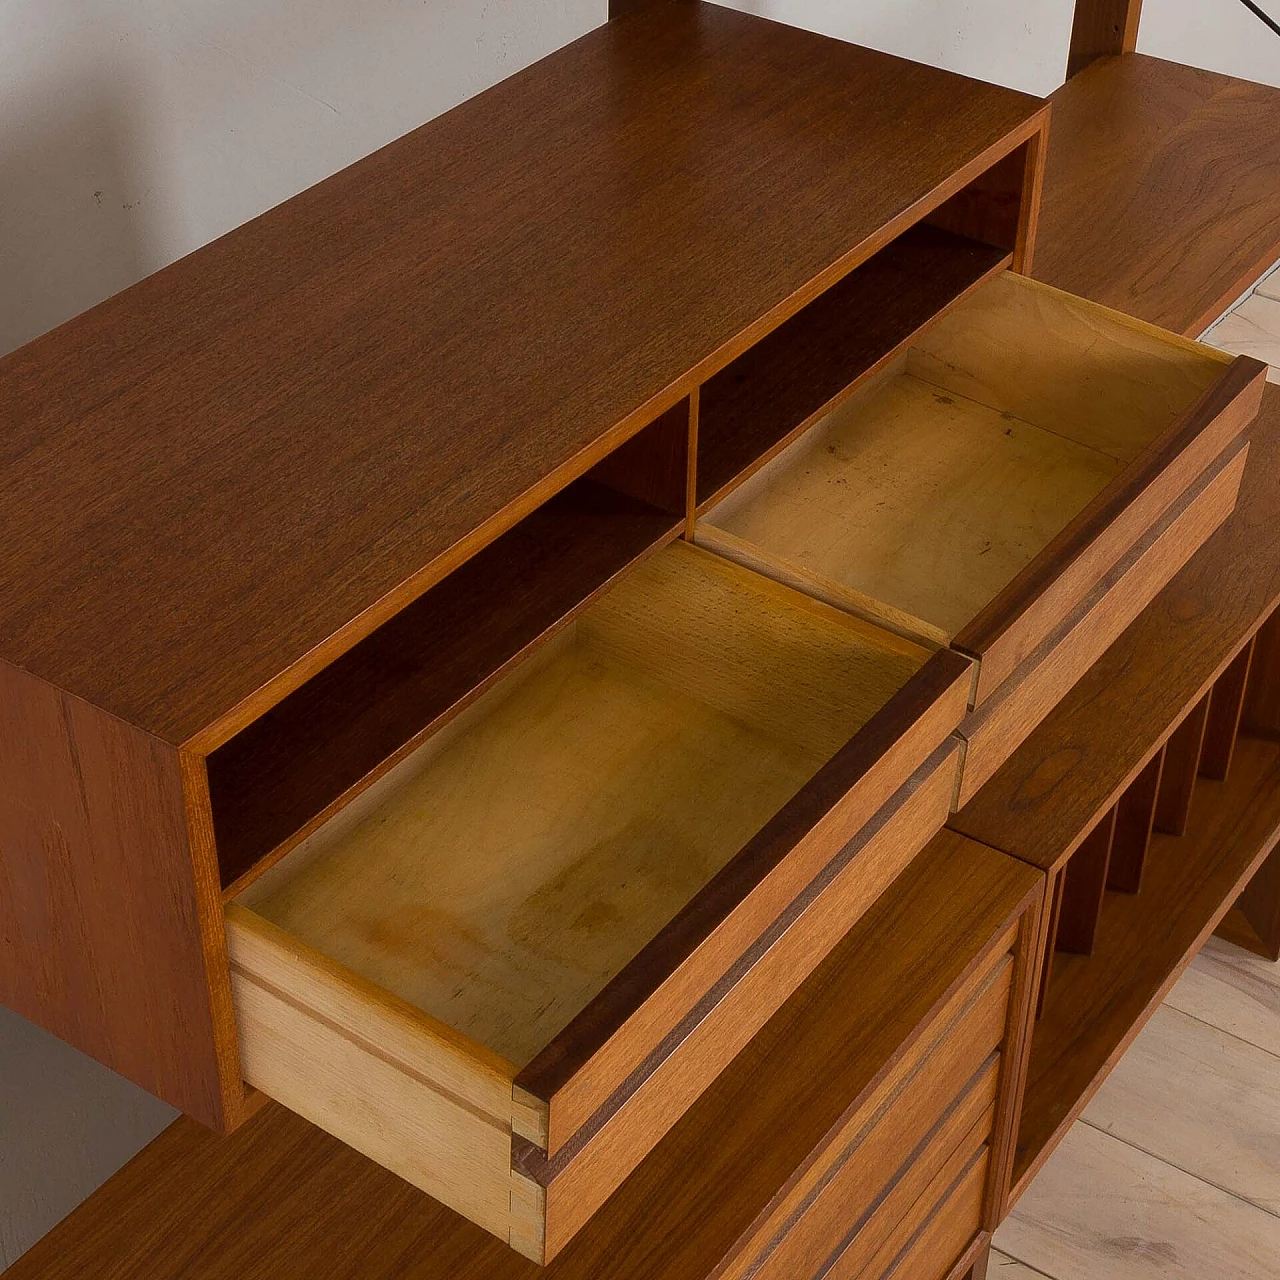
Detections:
[722, 910, 1017, 1280]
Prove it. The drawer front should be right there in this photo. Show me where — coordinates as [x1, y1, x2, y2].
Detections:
[520, 648, 972, 1159]
[957, 436, 1249, 804]
[936, 276, 1265, 708]
[717, 925, 1016, 1280]
[522, 739, 965, 1260]
[857, 1139, 990, 1280]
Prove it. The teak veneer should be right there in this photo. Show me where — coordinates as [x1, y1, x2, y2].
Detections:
[7, 830, 1043, 1280]
[700, 270, 1262, 800]
[1036, 54, 1280, 338]
[950, 390, 1280, 1196]
[3, 4, 1277, 1274]
[227, 542, 970, 1259]
[0, 2, 1053, 1138]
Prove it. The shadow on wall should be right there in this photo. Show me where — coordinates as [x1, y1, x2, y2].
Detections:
[0, 1006, 177, 1271]
[0, 77, 148, 358]
[0, 75, 176, 1274]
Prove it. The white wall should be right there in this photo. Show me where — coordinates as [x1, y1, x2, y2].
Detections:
[724, 0, 1074, 95]
[0, 0, 601, 356]
[724, 0, 1280, 96]
[1142, 0, 1280, 88]
[3, 0, 1279, 1269]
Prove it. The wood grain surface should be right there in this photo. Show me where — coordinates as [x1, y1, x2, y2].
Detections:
[1001, 1122, 1280, 1280]
[704, 270, 1242, 663]
[208, 481, 679, 890]
[1066, 0, 1143, 77]
[241, 541, 938, 1072]
[1107, 749, 1163, 894]
[1165, 935, 1280, 1058]
[955, 438, 1249, 806]
[512, 644, 970, 1136]
[1199, 638, 1254, 780]
[1055, 809, 1116, 956]
[695, 225, 1010, 508]
[0, 2, 1043, 752]
[518, 746, 962, 1259]
[0, 661, 243, 1131]
[1036, 55, 1280, 339]
[7, 832, 1041, 1280]
[1014, 734, 1280, 1192]
[1081, 1003, 1280, 1215]
[950, 387, 1280, 874]
[1152, 695, 1209, 836]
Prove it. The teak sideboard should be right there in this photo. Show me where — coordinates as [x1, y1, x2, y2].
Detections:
[5, 5, 1280, 1278]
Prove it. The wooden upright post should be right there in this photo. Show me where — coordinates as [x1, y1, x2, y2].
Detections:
[1067, 0, 1144, 77]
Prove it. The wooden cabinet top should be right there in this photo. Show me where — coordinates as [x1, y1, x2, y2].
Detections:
[0, 2, 1042, 749]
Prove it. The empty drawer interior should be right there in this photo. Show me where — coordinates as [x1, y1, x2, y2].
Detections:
[699, 271, 1233, 649]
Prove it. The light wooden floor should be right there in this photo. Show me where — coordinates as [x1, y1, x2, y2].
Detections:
[992, 938, 1280, 1278]
[1200, 264, 1280, 384]
[992, 273, 1280, 1280]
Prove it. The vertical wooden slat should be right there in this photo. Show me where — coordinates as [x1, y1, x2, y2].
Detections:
[1200, 640, 1255, 781]
[1243, 609, 1280, 737]
[985, 895, 1046, 1226]
[967, 1242, 992, 1280]
[1154, 695, 1210, 836]
[1056, 808, 1118, 956]
[1037, 869, 1066, 1018]
[588, 397, 691, 517]
[1012, 125, 1048, 275]
[1107, 748, 1165, 893]
[1067, 0, 1144, 78]
[684, 385, 700, 541]
[1232, 843, 1280, 962]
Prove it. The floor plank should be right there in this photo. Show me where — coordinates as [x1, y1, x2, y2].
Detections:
[1253, 264, 1280, 304]
[1164, 936, 1280, 1057]
[995, 1122, 1280, 1279]
[1203, 293, 1280, 382]
[1080, 1004, 1280, 1214]
[988, 1250, 1056, 1278]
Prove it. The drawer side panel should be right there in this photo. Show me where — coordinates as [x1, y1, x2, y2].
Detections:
[226, 906, 525, 1254]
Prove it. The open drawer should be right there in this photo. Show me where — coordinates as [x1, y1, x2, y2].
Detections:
[697, 272, 1264, 800]
[225, 540, 970, 1263]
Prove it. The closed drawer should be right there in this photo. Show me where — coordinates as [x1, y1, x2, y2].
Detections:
[854, 1136, 990, 1280]
[225, 539, 968, 1263]
[720, 923, 1014, 1280]
[697, 271, 1263, 785]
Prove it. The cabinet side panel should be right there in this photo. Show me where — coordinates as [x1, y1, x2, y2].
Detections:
[0, 659, 241, 1129]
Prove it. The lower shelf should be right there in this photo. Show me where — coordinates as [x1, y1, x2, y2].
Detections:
[1014, 732, 1280, 1193]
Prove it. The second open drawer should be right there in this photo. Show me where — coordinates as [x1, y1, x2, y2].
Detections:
[225, 540, 969, 1263]
[698, 271, 1264, 799]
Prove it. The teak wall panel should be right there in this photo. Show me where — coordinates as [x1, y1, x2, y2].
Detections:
[0, 660, 240, 1131]
[0, 3, 1046, 1125]
[0, 4, 1045, 755]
